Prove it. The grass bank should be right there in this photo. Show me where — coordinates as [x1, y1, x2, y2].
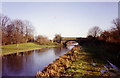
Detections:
[36, 45, 120, 77]
[1, 42, 60, 55]
[82, 44, 120, 69]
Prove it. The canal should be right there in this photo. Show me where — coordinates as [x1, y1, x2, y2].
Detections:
[2, 44, 76, 76]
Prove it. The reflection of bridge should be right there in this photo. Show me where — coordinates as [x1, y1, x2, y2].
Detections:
[61, 37, 87, 46]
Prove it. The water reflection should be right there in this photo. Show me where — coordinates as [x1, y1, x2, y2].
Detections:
[5, 56, 23, 73]
[2, 46, 74, 76]
[53, 47, 68, 56]
[37, 48, 50, 53]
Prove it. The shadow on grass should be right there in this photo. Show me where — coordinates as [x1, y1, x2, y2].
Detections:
[81, 44, 120, 68]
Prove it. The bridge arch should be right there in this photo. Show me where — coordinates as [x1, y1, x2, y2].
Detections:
[63, 40, 79, 47]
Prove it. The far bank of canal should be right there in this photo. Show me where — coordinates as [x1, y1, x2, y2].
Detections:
[1, 43, 60, 56]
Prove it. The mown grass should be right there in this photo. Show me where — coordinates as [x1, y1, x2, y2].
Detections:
[1, 42, 58, 55]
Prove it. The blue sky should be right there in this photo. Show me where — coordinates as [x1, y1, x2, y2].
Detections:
[2, 2, 118, 39]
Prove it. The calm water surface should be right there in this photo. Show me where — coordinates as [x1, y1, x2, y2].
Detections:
[2, 45, 74, 76]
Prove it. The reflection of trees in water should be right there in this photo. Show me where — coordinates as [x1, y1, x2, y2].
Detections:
[53, 47, 62, 56]
[6, 50, 34, 57]
[11, 50, 34, 56]
[53, 47, 68, 56]
[37, 48, 50, 53]
[22, 50, 34, 56]
[3, 56, 24, 74]
[3, 50, 34, 75]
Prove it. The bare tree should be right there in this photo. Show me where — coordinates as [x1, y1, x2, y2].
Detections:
[0, 14, 10, 27]
[11, 19, 24, 47]
[0, 14, 10, 45]
[24, 20, 34, 42]
[0, 14, 35, 45]
[88, 26, 102, 38]
[99, 18, 120, 43]
[6, 24, 15, 44]
[113, 18, 120, 36]
[8, 19, 34, 45]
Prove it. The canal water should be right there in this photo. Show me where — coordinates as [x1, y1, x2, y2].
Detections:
[2, 45, 76, 76]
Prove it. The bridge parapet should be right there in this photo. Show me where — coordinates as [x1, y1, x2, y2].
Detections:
[61, 37, 87, 47]
[62, 37, 81, 41]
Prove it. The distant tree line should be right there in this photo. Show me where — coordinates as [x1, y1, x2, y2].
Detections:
[0, 14, 34, 45]
[35, 35, 53, 45]
[88, 18, 120, 44]
[0, 14, 62, 45]
[35, 34, 62, 45]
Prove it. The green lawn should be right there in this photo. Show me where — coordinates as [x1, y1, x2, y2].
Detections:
[1, 42, 57, 55]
